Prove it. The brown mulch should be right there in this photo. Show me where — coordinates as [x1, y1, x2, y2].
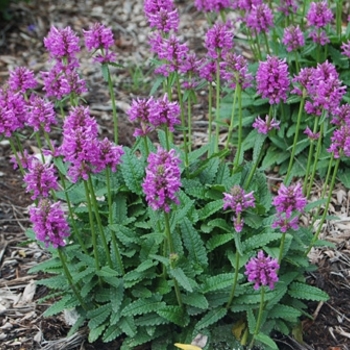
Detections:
[1, 1, 350, 349]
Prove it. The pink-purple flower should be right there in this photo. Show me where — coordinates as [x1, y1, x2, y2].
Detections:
[341, 40, 350, 59]
[223, 185, 255, 232]
[245, 250, 279, 290]
[304, 126, 320, 140]
[252, 115, 280, 134]
[23, 158, 59, 200]
[204, 21, 234, 59]
[26, 94, 57, 132]
[94, 138, 124, 173]
[256, 56, 290, 105]
[306, 1, 333, 28]
[43, 26, 80, 60]
[245, 4, 273, 34]
[195, 0, 233, 12]
[127, 97, 155, 137]
[29, 199, 70, 248]
[328, 124, 350, 158]
[8, 67, 37, 93]
[272, 182, 307, 232]
[83, 23, 115, 51]
[282, 25, 305, 52]
[142, 147, 181, 212]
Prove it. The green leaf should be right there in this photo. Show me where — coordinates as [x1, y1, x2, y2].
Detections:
[135, 313, 170, 326]
[288, 282, 329, 301]
[180, 218, 208, 268]
[253, 133, 266, 164]
[241, 232, 281, 253]
[120, 147, 144, 194]
[28, 257, 61, 274]
[182, 178, 207, 199]
[43, 295, 80, 317]
[170, 267, 194, 292]
[197, 199, 223, 220]
[89, 324, 106, 343]
[268, 304, 302, 321]
[87, 303, 112, 329]
[182, 293, 209, 309]
[36, 275, 67, 289]
[119, 316, 137, 337]
[246, 309, 256, 334]
[255, 333, 278, 349]
[121, 295, 165, 317]
[195, 307, 227, 330]
[199, 157, 220, 184]
[206, 233, 234, 252]
[202, 273, 235, 293]
[156, 305, 186, 326]
[102, 325, 122, 343]
[96, 266, 119, 278]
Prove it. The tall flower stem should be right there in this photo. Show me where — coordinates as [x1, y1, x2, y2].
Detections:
[225, 82, 238, 150]
[34, 133, 46, 164]
[214, 59, 221, 153]
[233, 84, 243, 170]
[208, 82, 213, 149]
[9, 137, 24, 176]
[164, 212, 182, 307]
[285, 95, 305, 184]
[105, 65, 119, 144]
[226, 251, 240, 309]
[106, 167, 124, 275]
[303, 116, 321, 195]
[87, 174, 113, 269]
[249, 286, 265, 349]
[245, 135, 266, 188]
[278, 233, 286, 265]
[57, 248, 87, 310]
[306, 156, 341, 255]
[187, 94, 193, 152]
[306, 123, 324, 199]
[83, 180, 102, 276]
[176, 75, 189, 169]
[336, 0, 344, 39]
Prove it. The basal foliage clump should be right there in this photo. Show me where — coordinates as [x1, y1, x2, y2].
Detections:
[1, 0, 350, 349]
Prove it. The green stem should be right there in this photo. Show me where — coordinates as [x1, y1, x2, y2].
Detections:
[34, 133, 46, 164]
[306, 123, 324, 199]
[208, 82, 213, 149]
[278, 233, 286, 265]
[306, 156, 341, 255]
[249, 287, 265, 348]
[164, 212, 182, 307]
[225, 83, 238, 150]
[187, 93, 193, 152]
[285, 95, 305, 184]
[233, 84, 243, 169]
[336, 0, 344, 39]
[303, 116, 320, 195]
[263, 32, 270, 55]
[245, 136, 266, 188]
[87, 174, 113, 269]
[106, 167, 124, 275]
[83, 180, 101, 275]
[176, 75, 189, 169]
[9, 137, 25, 176]
[57, 248, 87, 310]
[106, 65, 119, 144]
[226, 251, 240, 309]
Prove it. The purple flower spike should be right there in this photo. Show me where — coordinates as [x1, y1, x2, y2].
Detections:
[9, 67, 37, 93]
[147, 7, 179, 32]
[306, 1, 333, 28]
[44, 26, 80, 60]
[24, 158, 59, 200]
[256, 56, 290, 105]
[282, 25, 305, 52]
[252, 115, 280, 134]
[278, 0, 298, 16]
[341, 40, 350, 59]
[223, 186, 255, 232]
[142, 147, 181, 212]
[328, 125, 350, 158]
[246, 4, 274, 34]
[29, 199, 70, 248]
[273, 182, 307, 217]
[234, 0, 263, 11]
[304, 126, 320, 140]
[195, 0, 233, 12]
[26, 94, 57, 132]
[83, 23, 115, 51]
[205, 21, 233, 59]
[149, 94, 181, 131]
[245, 250, 279, 290]
[94, 138, 124, 173]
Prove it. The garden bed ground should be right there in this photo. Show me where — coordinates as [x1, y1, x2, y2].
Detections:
[1, 1, 350, 349]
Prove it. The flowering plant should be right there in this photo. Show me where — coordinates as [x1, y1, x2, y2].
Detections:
[3, 0, 350, 349]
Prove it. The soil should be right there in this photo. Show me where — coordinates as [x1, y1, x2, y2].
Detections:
[1, 1, 350, 350]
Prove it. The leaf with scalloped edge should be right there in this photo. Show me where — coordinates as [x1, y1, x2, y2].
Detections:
[288, 282, 329, 301]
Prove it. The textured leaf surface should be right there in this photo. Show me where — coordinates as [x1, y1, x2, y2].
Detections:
[195, 307, 227, 330]
[288, 282, 329, 301]
[121, 295, 165, 316]
[180, 218, 208, 268]
[120, 148, 144, 194]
